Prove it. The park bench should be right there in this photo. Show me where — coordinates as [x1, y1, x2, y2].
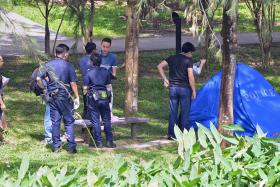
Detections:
[74, 117, 149, 142]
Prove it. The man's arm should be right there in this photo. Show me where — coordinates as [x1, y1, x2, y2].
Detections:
[36, 77, 45, 89]
[82, 73, 90, 95]
[70, 82, 79, 99]
[188, 68, 196, 99]
[157, 60, 169, 88]
[112, 67, 117, 77]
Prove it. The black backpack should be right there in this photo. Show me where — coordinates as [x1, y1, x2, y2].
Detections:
[30, 68, 44, 96]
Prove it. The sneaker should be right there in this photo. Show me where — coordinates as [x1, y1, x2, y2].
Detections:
[105, 141, 116, 148]
[68, 149, 77, 154]
[167, 136, 176, 141]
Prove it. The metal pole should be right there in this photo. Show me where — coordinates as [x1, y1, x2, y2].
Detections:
[172, 12, 182, 54]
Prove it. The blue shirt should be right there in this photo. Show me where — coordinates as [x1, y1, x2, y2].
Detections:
[39, 58, 77, 97]
[83, 66, 111, 91]
[100, 52, 118, 73]
[79, 55, 92, 79]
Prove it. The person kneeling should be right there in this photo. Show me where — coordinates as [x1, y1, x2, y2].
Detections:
[83, 55, 116, 148]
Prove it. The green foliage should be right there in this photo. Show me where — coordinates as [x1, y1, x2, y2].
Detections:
[1, 125, 279, 186]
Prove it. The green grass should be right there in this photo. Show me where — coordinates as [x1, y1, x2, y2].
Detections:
[1, 2, 280, 39]
[0, 44, 279, 177]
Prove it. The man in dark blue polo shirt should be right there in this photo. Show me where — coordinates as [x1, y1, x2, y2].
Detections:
[157, 42, 196, 140]
[83, 55, 116, 148]
[79, 42, 96, 119]
[100, 38, 118, 117]
[37, 44, 80, 153]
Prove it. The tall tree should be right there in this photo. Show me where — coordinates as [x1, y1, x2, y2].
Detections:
[218, 0, 238, 137]
[244, 0, 276, 67]
[198, 0, 221, 76]
[34, 0, 54, 54]
[88, 0, 94, 42]
[67, 0, 95, 50]
[124, 0, 139, 116]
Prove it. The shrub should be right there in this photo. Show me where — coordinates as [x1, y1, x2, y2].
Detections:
[1, 124, 279, 186]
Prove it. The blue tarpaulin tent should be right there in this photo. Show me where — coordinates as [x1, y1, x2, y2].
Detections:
[189, 63, 280, 138]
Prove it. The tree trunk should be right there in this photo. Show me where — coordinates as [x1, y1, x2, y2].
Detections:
[245, 0, 274, 67]
[52, 5, 69, 55]
[218, 1, 238, 141]
[45, 3, 50, 54]
[124, 0, 139, 116]
[88, 0, 95, 42]
[200, 0, 211, 76]
[80, 2, 88, 45]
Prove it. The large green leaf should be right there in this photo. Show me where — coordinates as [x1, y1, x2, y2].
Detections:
[251, 138, 262, 157]
[198, 126, 208, 148]
[183, 149, 191, 172]
[174, 125, 183, 141]
[128, 165, 138, 185]
[189, 128, 197, 147]
[223, 134, 239, 145]
[189, 162, 198, 180]
[222, 124, 245, 132]
[269, 155, 280, 167]
[256, 124, 267, 138]
[173, 156, 182, 169]
[18, 155, 29, 180]
[197, 123, 216, 146]
[210, 122, 222, 144]
[60, 168, 80, 186]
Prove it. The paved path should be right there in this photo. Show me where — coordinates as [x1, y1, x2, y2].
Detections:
[1, 11, 280, 56]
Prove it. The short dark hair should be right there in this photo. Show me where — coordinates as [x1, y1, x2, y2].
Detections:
[85, 42, 96, 54]
[101, 37, 112, 45]
[182, 42, 195, 53]
[56, 43, 69, 55]
[90, 54, 102, 66]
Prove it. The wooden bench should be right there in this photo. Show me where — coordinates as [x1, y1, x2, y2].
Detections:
[74, 117, 149, 141]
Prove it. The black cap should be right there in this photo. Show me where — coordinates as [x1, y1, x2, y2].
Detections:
[85, 42, 96, 54]
[182, 42, 195, 53]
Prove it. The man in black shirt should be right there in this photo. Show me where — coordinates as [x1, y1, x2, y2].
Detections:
[157, 42, 196, 139]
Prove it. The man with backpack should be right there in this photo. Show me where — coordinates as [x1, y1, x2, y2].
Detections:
[36, 44, 79, 153]
[30, 68, 52, 144]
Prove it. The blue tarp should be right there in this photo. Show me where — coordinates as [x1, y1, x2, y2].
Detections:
[189, 63, 280, 138]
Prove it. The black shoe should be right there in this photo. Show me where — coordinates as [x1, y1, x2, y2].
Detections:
[167, 136, 175, 141]
[68, 149, 77, 154]
[105, 141, 116, 148]
[89, 142, 103, 148]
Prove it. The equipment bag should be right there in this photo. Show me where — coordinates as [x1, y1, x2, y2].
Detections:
[30, 68, 44, 96]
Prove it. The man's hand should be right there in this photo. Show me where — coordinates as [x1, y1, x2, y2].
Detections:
[200, 59, 206, 64]
[82, 86, 88, 95]
[73, 97, 80, 110]
[191, 91, 196, 100]
[163, 79, 169, 88]
[1, 103, 6, 111]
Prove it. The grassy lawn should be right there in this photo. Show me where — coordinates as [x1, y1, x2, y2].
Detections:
[0, 44, 279, 177]
[1, 2, 280, 38]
